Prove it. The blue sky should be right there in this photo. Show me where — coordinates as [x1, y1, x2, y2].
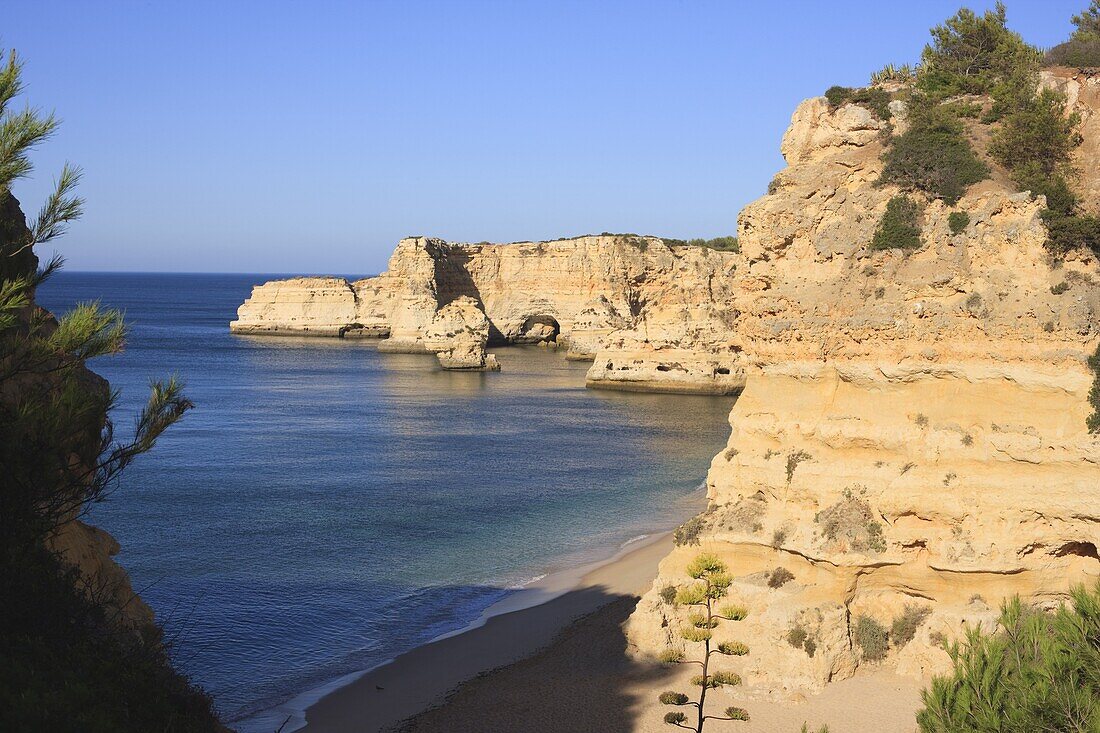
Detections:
[7, 1, 1085, 274]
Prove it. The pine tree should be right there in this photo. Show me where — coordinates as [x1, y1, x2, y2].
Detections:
[917, 583, 1100, 732]
[0, 47, 221, 731]
[658, 553, 750, 731]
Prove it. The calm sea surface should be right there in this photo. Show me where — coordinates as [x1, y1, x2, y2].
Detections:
[38, 272, 734, 722]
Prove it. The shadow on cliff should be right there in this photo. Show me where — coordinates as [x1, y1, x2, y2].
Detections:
[390, 587, 675, 733]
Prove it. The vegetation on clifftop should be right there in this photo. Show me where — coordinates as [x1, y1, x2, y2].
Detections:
[834, 2, 1100, 258]
[0, 49, 222, 731]
[1044, 1, 1100, 67]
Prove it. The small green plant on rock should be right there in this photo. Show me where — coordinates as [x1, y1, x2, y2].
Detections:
[1051, 281, 1070, 295]
[891, 605, 933, 647]
[674, 516, 706, 547]
[658, 554, 750, 730]
[785, 450, 812, 483]
[871, 196, 923, 251]
[786, 624, 808, 649]
[948, 211, 970, 234]
[660, 585, 679, 605]
[768, 567, 795, 589]
[854, 615, 890, 661]
[1088, 343, 1100, 433]
[815, 488, 887, 553]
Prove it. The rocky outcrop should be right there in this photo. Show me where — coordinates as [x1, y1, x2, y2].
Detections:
[231, 235, 743, 391]
[47, 519, 155, 632]
[628, 79, 1100, 699]
[423, 296, 500, 370]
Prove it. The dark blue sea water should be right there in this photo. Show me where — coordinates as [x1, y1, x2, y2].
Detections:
[38, 272, 734, 723]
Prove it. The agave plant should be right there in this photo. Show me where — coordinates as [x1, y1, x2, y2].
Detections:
[657, 553, 750, 731]
[870, 62, 918, 85]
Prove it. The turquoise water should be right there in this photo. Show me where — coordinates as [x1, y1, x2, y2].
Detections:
[38, 272, 734, 722]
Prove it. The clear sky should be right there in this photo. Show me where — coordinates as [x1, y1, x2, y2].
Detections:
[6, 0, 1086, 274]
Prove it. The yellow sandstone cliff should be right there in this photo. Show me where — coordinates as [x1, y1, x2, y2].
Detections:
[626, 70, 1100, 702]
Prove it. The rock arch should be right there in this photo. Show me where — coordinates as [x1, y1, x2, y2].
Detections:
[515, 314, 560, 344]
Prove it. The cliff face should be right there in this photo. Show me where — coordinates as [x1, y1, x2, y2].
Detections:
[627, 77, 1100, 697]
[232, 67, 1100, 699]
[231, 235, 744, 392]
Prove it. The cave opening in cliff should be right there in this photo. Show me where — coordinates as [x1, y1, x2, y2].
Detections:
[516, 315, 561, 344]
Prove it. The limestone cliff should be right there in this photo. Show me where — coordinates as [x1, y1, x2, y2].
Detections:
[231, 235, 743, 392]
[626, 72, 1100, 699]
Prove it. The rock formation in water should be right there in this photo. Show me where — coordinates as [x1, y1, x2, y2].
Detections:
[231, 235, 743, 392]
[423, 296, 500, 370]
[627, 68, 1100, 699]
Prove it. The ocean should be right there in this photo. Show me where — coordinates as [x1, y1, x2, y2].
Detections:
[38, 272, 735, 724]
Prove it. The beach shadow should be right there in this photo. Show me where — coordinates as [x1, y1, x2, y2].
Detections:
[390, 588, 676, 733]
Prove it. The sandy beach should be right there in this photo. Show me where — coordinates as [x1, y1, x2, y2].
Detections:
[291, 529, 923, 733]
[298, 533, 675, 733]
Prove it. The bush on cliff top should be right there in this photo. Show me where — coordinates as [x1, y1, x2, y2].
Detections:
[1044, 37, 1100, 67]
[879, 104, 989, 205]
[916, 2, 1038, 99]
[824, 85, 893, 120]
[917, 583, 1100, 732]
[1045, 1, 1100, 66]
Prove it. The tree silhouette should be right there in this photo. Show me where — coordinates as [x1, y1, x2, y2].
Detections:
[658, 553, 750, 731]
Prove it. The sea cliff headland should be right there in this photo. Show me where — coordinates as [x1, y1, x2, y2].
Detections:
[239, 62, 1100, 732]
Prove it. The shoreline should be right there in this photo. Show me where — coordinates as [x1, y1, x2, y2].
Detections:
[236, 531, 676, 733]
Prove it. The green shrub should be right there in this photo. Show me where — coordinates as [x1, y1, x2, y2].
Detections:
[1044, 38, 1100, 67]
[673, 515, 705, 546]
[1072, 1, 1100, 41]
[824, 85, 893, 119]
[1051, 281, 1070, 295]
[917, 4, 1038, 98]
[768, 567, 795, 589]
[891, 605, 933, 647]
[659, 585, 678, 605]
[854, 615, 890, 661]
[871, 196, 923, 250]
[688, 236, 739, 252]
[870, 63, 917, 85]
[989, 88, 1080, 175]
[947, 211, 970, 234]
[1012, 163, 1078, 215]
[917, 583, 1100, 732]
[815, 489, 887, 553]
[1088, 343, 1100, 433]
[666, 236, 739, 252]
[1041, 209, 1100, 255]
[787, 624, 809, 649]
[879, 105, 990, 204]
[803, 639, 817, 657]
[785, 450, 812, 483]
